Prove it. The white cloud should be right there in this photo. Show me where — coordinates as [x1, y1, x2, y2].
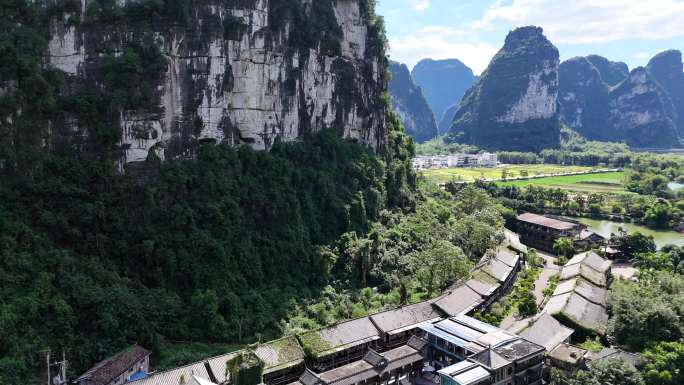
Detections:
[407, 0, 430, 11]
[476, 0, 684, 44]
[387, 26, 498, 74]
[633, 52, 650, 60]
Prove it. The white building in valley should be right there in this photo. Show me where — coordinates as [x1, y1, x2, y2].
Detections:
[412, 153, 498, 170]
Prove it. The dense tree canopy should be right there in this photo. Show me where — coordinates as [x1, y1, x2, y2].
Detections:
[0, 128, 420, 384]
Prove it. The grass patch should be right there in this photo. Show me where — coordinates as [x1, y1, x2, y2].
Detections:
[420, 164, 594, 185]
[578, 337, 604, 353]
[496, 172, 626, 193]
[157, 341, 242, 371]
[474, 266, 542, 326]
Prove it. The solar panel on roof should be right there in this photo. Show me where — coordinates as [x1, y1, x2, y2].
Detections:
[419, 324, 471, 348]
[453, 315, 499, 334]
[434, 319, 483, 342]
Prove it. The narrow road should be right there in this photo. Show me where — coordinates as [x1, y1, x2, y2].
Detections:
[533, 251, 560, 305]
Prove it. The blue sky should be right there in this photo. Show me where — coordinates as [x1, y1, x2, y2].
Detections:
[377, 0, 684, 75]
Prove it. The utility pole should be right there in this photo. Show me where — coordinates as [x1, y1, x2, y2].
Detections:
[46, 350, 51, 385]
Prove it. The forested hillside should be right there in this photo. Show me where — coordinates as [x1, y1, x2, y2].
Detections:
[0, 124, 416, 382]
[0, 0, 431, 382]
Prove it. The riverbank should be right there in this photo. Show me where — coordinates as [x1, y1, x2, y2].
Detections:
[570, 217, 684, 248]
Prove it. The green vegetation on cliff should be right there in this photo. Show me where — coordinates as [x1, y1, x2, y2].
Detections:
[0, 128, 415, 383]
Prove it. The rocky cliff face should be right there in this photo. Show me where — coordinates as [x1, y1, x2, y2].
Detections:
[648, 50, 684, 136]
[558, 57, 611, 140]
[608, 67, 680, 148]
[448, 26, 560, 151]
[438, 104, 460, 134]
[411, 58, 476, 133]
[559, 51, 683, 147]
[585, 55, 629, 87]
[388, 61, 437, 143]
[42, 0, 388, 165]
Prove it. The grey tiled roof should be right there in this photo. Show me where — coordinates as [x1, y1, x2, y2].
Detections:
[519, 313, 574, 352]
[77, 346, 151, 385]
[553, 278, 607, 306]
[316, 344, 423, 385]
[130, 360, 214, 385]
[545, 292, 608, 335]
[560, 263, 607, 287]
[495, 249, 520, 267]
[434, 284, 483, 317]
[471, 349, 511, 369]
[484, 258, 515, 282]
[254, 336, 306, 373]
[369, 300, 442, 334]
[517, 213, 579, 231]
[465, 279, 500, 297]
[566, 251, 612, 273]
[299, 317, 380, 356]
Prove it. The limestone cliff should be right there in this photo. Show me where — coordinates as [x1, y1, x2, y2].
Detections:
[558, 57, 611, 140]
[43, 0, 388, 164]
[448, 26, 560, 151]
[388, 61, 437, 143]
[559, 51, 683, 147]
[608, 67, 680, 148]
[585, 55, 629, 87]
[647, 50, 684, 136]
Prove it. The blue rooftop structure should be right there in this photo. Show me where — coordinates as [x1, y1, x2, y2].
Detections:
[127, 371, 148, 382]
[452, 315, 499, 334]
[434, 319, 483, 342]
[420, 323, 470, 348]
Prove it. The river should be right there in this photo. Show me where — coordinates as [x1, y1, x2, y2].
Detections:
[569, 217, 684, 249]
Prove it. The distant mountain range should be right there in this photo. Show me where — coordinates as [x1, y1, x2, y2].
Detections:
[388, 59, 476, 143]
[389, 27, 684, 150]
[411, 59, 477, 134]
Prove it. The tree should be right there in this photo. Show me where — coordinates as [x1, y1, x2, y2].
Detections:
[641, 341, 684, 385]
[564, 358, 644, 385]
[553, 237, 575, 259]
[227, 351, 264, 385]
[517, 291, 537, 317]
[613, 232, 657, 259]
[607, 271, 684, 351]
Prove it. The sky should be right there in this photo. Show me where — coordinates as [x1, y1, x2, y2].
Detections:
[377, 0, 684, 75]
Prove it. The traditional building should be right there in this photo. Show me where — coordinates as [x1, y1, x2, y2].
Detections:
[292, 336, 428, 385]
[434, 334, 545, 385]
[297, 317, 382, 372]
[516, 213, 584, 252]
[254, 336, 307, 385]
[369, 301, 442, 349]
[515, 213, 607, 253]
[470, 338, 545, 385]
[76, 346, 151, 385]
[564, 251, 612, 286]
[545, 252, 613, 337]
[514, 313, 574, 353]
[546, 344, 587, 377]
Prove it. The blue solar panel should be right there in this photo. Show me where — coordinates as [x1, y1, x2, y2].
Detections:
[419, 323, 470, 348]
[453, 315, 499, 334]
[434, 319, 483, 342]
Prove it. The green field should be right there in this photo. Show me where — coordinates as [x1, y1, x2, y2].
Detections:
[420, 164, 593, 184]
[496, 171, 627, 193]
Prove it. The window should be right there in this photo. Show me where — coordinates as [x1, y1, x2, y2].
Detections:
[507, 368, 513, 375]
